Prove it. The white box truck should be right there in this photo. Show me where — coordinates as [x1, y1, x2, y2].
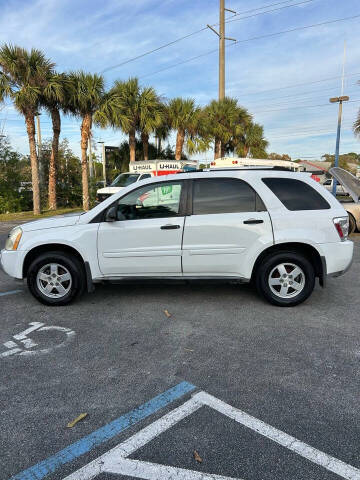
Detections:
[96, 160, 197, 202]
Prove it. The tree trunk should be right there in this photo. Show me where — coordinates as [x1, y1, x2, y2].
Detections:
[25, 114, 41, 215]
[175, 128, 185, 161]
[48, 107, 61, 210]
[141, 132, 149, 161]
[80, 113, 91, 211]
[158, 137, 162, 156]
[129, 129, 136, 162]
[220, 142, 226, 159]
[214, 137, 221, 160]
[243, 145, 249, 158]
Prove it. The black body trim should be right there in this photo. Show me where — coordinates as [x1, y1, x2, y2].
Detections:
[84, 261, 95, 293]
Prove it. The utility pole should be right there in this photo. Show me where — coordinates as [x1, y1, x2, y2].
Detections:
[98, 141, 106, 186]
[36, 113, 43, 186]
[207, 0, 236, 100]
[88, 135, 93, 178]
[329, 42, 348, 197]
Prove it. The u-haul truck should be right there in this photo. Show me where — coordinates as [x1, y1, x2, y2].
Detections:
[96, 160, 197, 202]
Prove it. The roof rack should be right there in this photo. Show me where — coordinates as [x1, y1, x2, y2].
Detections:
[178, 166, 296, 173]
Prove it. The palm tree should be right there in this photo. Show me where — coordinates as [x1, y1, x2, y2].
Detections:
[231, 122, 268, 158]
[354, 93, 360, 136]
[204, 98, 251, 159]
[0, 44, 54, 214]
[167, 98, 200, 160]
[67, 71, 104, 211]
[138, 87, 163, 160]
[155, 120, 170, 156]
[99, 78, 140, 163]
[42, 72, 69, 210]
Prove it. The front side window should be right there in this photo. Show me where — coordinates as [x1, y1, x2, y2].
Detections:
[111, 173, 140, 187]
[192, 178, 263, 215]
[115, 182, 183, 220]
[262, 177, 330, 210]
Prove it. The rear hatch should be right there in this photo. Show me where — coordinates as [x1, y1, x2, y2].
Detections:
[330, 167, 360, 203]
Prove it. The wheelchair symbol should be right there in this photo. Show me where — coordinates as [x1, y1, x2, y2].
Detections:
[0, 322, 75, 358]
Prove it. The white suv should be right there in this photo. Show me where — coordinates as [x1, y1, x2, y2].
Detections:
[1, 170, 353, 307]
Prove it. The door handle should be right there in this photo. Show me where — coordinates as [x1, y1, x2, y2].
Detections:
[160, 224, 181, 230]
[243, 219, 264, 225]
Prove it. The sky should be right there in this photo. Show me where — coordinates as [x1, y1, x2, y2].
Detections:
[0, 0, 360, 162]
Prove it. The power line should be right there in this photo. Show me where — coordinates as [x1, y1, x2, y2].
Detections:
[252, 98, 360, 114]
[139, 14, 360, 80]
[234, 73, 360, 96]
[230, 0, 315, 15]
[244, 88, 358, 108]
[225, 0, 315, 25]
[100, 0, 316, 74]
[268, 128, 353, 139]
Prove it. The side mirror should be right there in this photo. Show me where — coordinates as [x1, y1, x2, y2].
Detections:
[105, 206, 117, 222]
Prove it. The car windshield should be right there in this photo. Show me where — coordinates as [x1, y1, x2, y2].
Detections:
[111, 173, 140, 187]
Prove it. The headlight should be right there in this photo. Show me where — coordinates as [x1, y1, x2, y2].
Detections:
[5, 227, 23, 251]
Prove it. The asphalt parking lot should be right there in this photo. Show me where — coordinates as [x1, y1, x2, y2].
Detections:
[1, 222, 360, 480]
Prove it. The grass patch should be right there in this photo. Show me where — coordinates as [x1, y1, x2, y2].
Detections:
[0, 207, 82, 223]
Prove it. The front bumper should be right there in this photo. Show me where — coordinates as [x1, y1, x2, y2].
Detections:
[0, 249, 26, 279]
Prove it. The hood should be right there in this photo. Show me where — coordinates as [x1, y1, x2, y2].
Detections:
[330, 167, 360, 203]
[21, 212, 82, 232]
[97, 186, 123, 195]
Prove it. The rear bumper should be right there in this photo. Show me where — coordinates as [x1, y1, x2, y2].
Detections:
[318, 240, 353, 278]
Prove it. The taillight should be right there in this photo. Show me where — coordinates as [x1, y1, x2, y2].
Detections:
[333, 216, 349, 241]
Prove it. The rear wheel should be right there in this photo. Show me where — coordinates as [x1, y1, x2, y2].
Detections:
[255, 251, 315, 307]
[348, 213, 356, 234]
[27, 251, 85, 306]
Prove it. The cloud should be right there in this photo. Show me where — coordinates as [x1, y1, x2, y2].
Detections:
[1, 0, 360, 159]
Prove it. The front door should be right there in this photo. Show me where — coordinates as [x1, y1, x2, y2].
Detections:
[182, 177, 273, 277]
[98, 180, 185, 276]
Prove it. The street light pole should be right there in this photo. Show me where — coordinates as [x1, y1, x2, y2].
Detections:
[329, 41, 348, 197]
[98, 141, 106, 185]
[88, 136, 93, 178]
[329, 96, 349, 196]
[36, 113, 42, 187]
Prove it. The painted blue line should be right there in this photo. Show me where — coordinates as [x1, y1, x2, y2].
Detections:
[9, 381, 196, 480]
[0, 289, 22, 297]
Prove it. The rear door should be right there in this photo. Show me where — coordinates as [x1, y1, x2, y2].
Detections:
[182, 177, 273, 276]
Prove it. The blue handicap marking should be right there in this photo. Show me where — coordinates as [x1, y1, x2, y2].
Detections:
[9, 381, 196, 480]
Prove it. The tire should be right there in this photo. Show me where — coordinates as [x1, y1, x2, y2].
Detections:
[255, 251, 315, 307]
[27, 251, 85, 306]
[348, 213, 356, 234]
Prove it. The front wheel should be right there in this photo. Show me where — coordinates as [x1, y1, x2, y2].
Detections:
[255, 252, 315, 307]
[27, 251, 85, 306]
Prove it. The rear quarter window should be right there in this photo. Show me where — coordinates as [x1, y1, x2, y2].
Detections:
[262, 177, 330, 211]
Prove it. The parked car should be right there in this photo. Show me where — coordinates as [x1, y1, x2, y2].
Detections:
[1, 169, 353, 307]
[322, 178, 349, 196]
[330, 167, 360, 233]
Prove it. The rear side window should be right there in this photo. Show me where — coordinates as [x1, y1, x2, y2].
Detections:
[192, 178, 265, 215]
[262, 178, 330, 210]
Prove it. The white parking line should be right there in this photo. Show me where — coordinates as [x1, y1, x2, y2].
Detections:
[106, 458, 241, 480]
[197, 392, 360, 480]
[63, 391, 360, 480]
